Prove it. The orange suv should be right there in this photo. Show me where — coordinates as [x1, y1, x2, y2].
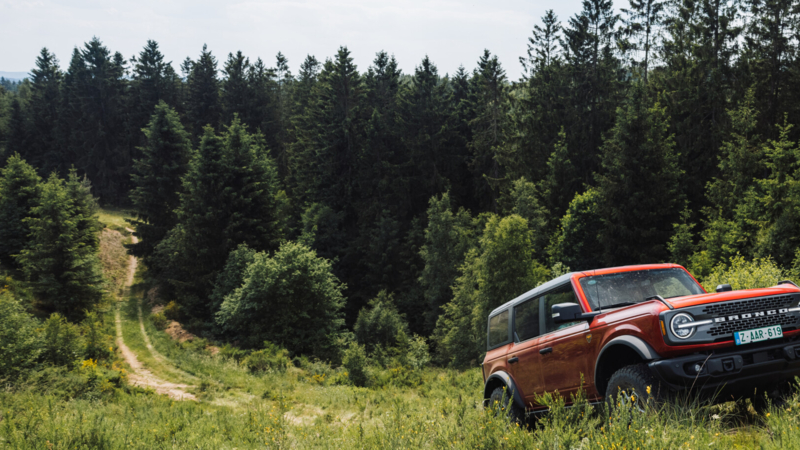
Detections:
[482, 264, 800, 418]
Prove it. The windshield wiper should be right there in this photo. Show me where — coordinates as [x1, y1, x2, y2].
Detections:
[602, 302, 637, 309]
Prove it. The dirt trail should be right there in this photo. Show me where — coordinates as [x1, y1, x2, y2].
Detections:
[114, 229, 196, 401]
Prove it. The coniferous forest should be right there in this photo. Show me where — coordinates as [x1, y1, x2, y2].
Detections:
[4, 0, 800, 370]
[11, 0, 800, 447]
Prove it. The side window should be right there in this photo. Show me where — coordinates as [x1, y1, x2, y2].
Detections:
[514, 297, 540, 342]
[488, 310, 510, 347]
[544, 284, 582, 334]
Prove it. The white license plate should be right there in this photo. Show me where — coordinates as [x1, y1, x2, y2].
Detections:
[734, 325, 783, 345]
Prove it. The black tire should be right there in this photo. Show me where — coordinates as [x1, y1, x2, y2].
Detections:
[488, 386, 524, 423]
[606, 364, 665, 412]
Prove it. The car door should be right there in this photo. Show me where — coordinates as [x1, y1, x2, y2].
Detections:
[506, 295, 546, 408]
[537, 283, 593, 402]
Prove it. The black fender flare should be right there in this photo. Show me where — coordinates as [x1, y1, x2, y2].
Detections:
[483, 371, 526, 410]
[594, 336, 659, 390]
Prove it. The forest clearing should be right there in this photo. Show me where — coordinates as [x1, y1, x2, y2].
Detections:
[0, 210, 798, 448]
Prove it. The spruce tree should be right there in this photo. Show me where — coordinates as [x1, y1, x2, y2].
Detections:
[468, 50, 508, 212]
[502, 10, 569, 184]
[419, 192, 475, 334]
[548, 188, 605, 270]
[17, 171, 103, 320]
[0, 154, 42, 266]
[27, 48, 62, 172]
[130, 102, 192, 263]
[158, 119, 282, 320]
[621, 0, 667, 82]
[596, 84, 684, 265]
[562, 0, 625, 185]
[221, 51, 252, 126]
[129, 41, 180, 155]
[186, 44, 222, 136]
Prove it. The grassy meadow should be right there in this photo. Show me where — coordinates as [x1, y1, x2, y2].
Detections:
[5, 209, 800, 449]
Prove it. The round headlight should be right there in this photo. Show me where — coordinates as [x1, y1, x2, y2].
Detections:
[670, 313, 695, 339]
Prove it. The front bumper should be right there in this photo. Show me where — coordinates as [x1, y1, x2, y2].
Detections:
[649, 337, 800, 396]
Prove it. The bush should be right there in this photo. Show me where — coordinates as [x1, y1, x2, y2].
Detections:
[243, 341, 291, 373]
[82, 311, 113, 361]
[41, 314, 83, 369]
[702, 255, 784, 291]
[163, 300, 182, 321]
[0, 292, 42, 379]
[405, 334, 431, 371]
[216, 241, 346, 360]
[342, 342, 371, 387]
[354, 291, 408, 353]
[150, 312, 169, 330]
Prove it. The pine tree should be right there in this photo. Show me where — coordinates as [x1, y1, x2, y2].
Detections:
[419, 193, 475, 334]
[186, 44, 222, 136]
[468, 50, 508, 212]
[654, 0, 740, 211]
[27, 48, 62, 172]
[60, 38, 129, 204]
[129, 41, 180, 156]
[0, 154, 42, 266]
[740, 0, 797, 137]
[221, 51, 252, 126]
[17, 171, 103, 320]
[562, 0, 625, 185]
[539, 128, 581, 221]
[548, 188, 605, 270]
[130, 102, 193, 263]
[621, 0, 668, 82]
[157, 119, 282, 320]
[399, 56, 464, 217]
[502, 10, 569, 184]
[596, 84, 684, 265]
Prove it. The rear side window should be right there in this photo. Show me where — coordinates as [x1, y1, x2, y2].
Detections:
[514, 297, 540, 342]
[488, 310, 510, 348]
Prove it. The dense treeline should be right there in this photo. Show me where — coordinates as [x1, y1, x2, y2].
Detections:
[4, 0, 800, 367]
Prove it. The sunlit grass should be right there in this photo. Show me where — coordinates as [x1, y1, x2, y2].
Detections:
[97, 207, 134, 232]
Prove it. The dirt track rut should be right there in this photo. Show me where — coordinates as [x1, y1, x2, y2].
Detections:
[114, 229, 196, 401]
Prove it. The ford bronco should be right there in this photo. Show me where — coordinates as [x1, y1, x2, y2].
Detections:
[481, 264, 800, 417]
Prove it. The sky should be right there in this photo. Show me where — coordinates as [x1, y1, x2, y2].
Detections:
[0, 0, 594, 81]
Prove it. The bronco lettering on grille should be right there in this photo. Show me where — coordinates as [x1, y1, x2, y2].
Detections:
[713, 309, 789, 323]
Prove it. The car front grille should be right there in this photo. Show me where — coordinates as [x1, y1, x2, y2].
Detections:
[701, 295, 799, 337]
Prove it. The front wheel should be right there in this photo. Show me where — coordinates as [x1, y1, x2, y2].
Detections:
[488, 386, 524, 423]
[606, 364, 665, 412]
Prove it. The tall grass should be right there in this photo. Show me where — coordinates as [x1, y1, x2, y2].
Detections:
[3, 367, 797, 448]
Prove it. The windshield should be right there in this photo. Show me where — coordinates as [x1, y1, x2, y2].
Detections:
[579, 268, 704, 310]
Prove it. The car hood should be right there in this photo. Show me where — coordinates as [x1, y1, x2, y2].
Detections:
[665, 285, 800, 310]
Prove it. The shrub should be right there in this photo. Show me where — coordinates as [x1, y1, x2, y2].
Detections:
[216, 241, 346, 360]
[354, 291, 408, 353]
[41, 313, 83, 369]
[0, 292, 43, 379]
[150, 312, 169, 330]
[702, 255, 784, 291]
[163, 300, 181, 321]
[82, 311, 113, 361]
[244, 341, 291, 373]
[342, 342, 371, 387]
[405, 334, 431, 371]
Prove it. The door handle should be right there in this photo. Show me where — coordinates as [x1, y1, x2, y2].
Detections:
[539, 347, 553, 355]
[508, 356, 519, 364]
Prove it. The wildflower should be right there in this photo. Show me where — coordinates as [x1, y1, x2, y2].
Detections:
[646, 386, 651, 395]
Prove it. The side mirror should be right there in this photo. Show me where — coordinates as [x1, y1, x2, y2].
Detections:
[551, 302, 599, 323]
[715, 284, 732, 293]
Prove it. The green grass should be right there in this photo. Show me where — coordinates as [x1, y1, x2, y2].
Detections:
[97, 208, 134, 234]
[5, 224, 800, 448]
